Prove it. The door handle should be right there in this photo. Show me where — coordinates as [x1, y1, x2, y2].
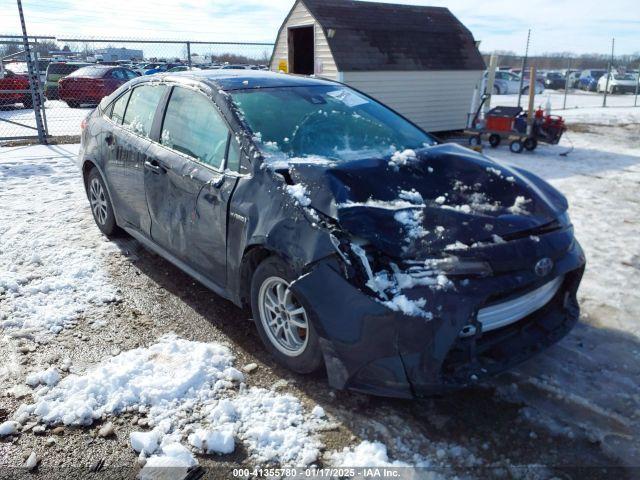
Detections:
[144, 160, 167, 175]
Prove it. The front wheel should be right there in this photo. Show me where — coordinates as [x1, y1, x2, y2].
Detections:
[22, 96, 33, 109]
[86, 169, 120, 237]
[251, 256, 323, 374]
[489, 134, 501, 148]
[67, 101, 80, 108]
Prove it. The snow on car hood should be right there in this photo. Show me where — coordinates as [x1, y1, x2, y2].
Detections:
[285, 144, 568, 258]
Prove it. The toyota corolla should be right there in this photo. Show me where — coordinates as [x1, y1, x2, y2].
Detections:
[78, 71, 585, 398]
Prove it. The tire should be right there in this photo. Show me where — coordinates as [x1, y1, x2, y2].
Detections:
[488, 134, 501, 148]
[510, 140, 524, 154]
[521, 86, 530, 95]
[86, 168, 120, 237]
[22, 96, 33, 109]
[67, 101, 80, 108]
[524, 137, 538, 151]
[468, 134, 482, 146]
[250, 256, 323, 374]
[492, 85, 501, 95]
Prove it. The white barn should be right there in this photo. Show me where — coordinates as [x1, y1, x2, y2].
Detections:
[270, 0, 485, 132]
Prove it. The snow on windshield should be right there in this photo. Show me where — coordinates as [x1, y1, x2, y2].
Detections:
[230, 85, 435, 163]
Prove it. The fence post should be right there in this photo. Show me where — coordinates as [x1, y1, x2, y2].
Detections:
[602, 38, 614, 107]
[16, 0, 47, 144]
[634, 61, 639, 107]
[563, 57, 571, 110]
[186, 41, 192, 68]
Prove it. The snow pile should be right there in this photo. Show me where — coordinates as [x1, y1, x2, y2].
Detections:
[139, 440, 198, 480]
[25, 367, 60, 387]
[394, 209, 427, 240]
[285, 184, 312, 207]
[188, 427, 235, 454]
[388, 149, 416, 170]
[13, 334, 326, 467]
[508, 196, 531, 215]
[0, 421, 19, 437]
[329, 441, 409, 467]
[16, 334, 241, 426]
[0, 147, 118, 335]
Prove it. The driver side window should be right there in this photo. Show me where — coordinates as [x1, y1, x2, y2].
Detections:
[161, 87, 228, 170]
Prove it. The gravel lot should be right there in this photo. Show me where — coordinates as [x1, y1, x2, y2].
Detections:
[1, 112, 639, 478]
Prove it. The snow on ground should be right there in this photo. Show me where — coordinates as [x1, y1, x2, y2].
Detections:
[11, 334, 327, 467]
[488, 120, 640, 466]
[1, 106, 639, 470]
[494, 90, 640, 124]
[0, 144, 118, 337]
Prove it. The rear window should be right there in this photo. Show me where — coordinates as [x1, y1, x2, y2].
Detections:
[47, 63, 88, 76]
[122, 84, 167, 137]
[68, 66, 109, 78]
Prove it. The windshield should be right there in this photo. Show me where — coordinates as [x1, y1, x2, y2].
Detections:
[68, 66, 108, 78]
[230, 85, 435, 162]
[614, 74, 635, 80]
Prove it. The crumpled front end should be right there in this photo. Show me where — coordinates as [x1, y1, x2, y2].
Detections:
[291, 223, 585, 398]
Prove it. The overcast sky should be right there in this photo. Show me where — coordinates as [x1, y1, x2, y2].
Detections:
[1, 0, 638, 55]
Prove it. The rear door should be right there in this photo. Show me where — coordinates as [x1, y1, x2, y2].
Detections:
[144, 85, 238, 287]
[103, 84, 167, 235]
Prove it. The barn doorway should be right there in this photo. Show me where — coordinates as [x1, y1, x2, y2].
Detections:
[288, 26, 314, 75]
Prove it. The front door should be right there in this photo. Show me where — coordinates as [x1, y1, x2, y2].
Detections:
[144, 86, 236, 287]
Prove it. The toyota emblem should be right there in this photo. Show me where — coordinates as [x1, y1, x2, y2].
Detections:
[535, 258, 554, 277]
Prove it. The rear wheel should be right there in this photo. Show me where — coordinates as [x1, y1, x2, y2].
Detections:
[67, 101, 80, 108]
[510, 140, 524, 154]
[492, 85, 501, 95]
[524, 137, 538, 151]
[22, 95, 33, 109]
[250, 256, 323, 374]
[86, 168, 120, 237]
[488, 134, 501, 148]
[468, 134, 482, 146]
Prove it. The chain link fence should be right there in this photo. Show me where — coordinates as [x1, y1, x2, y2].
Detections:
[481, 47, 640, 114]
[1, 35, 274, 144]
[2, 32, 639, 145]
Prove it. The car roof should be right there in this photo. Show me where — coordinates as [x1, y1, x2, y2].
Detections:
[139, 70, 339, 91]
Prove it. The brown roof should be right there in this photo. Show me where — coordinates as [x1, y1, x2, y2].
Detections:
[298, 0, 485, 71]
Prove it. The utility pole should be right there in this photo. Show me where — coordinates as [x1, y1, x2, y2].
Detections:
[17, 0, 47, 144]
[603, 38, 614, 107]
[517, 29, 531, 109]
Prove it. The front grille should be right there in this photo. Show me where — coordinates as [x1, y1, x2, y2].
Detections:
[477, 276, 564, 333]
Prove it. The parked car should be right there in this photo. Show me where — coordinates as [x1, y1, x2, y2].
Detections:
[145, 64, 181, 75]
[167, 66, 200, 72]
[221, 64, 250, 70]
[578, 69, 606, 91]
[597, 72, 638, 94]
[543, 71, 566, 90]
[44, 62, 90, 100]
[486, 71, 544, 95]
[58, 65, 138, 108]
[78, 71, 585, 397]
[565, 70, 581, 89]
[0, 68, 32, 108]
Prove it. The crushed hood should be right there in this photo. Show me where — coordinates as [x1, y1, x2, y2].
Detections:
[284, 144, 568, 258]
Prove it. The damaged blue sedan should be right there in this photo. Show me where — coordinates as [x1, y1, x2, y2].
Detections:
[78, 70, 585, 398]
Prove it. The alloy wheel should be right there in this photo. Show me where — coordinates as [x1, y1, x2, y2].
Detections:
[89, 178, 108, 226]
[258, 277, 309, 357]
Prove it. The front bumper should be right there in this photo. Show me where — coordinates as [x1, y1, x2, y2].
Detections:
[292, 227, 585, 398]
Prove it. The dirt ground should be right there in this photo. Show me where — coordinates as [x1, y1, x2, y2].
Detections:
[1, 121, 639, 479]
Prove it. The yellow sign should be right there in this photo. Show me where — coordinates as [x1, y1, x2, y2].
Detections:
[278, 59, 288, 73]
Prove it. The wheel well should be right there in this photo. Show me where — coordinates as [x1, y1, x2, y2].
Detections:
[239, 245, 273, 309]
[82, 160, 97, 188]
